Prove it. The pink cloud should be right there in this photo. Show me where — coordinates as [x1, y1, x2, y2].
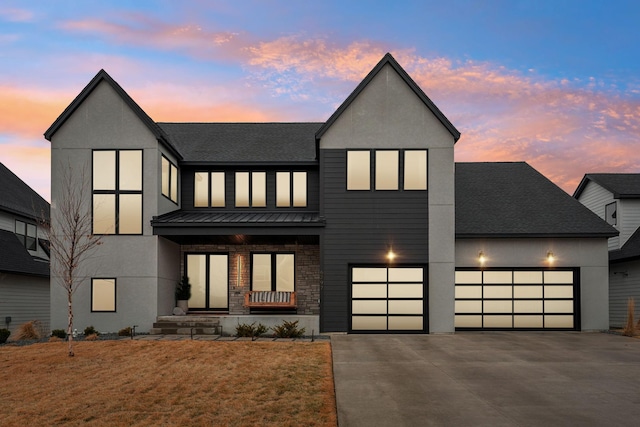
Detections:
[0, 7, 34, 22]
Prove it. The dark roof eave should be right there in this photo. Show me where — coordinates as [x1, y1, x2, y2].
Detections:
[455, 232, 618, 239]
[315, 53, 460, 142]
[151, 221, 325, 228]
[0, 268, 50, 278]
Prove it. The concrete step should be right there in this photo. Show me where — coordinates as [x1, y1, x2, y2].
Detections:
[152, 321, 220, 328]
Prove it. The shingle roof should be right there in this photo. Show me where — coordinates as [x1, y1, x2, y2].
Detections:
[0, 162, 50, 221]
[610, 227, 640, 262]
[573, 173, 640, 199]
[456, 162, 619, 238]
[157, 123, 322, 163]
[315, 53, 460, 142]
[152, 211, 324, 227]
[0, 230, 49, 277]
[44, 69, 182, 160]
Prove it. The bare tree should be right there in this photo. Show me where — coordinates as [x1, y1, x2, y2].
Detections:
[43, 163, 103, 357]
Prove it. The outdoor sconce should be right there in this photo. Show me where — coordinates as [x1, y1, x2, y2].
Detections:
[478, 251, 486, 265]
[386, 249, 396, 262]
[546, 251, 555, 263]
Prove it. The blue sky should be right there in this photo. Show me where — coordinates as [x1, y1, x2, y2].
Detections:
[2, 0, 640, 200]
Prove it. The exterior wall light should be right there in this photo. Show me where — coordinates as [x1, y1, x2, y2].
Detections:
[546, 251, 555, 263]
[478, 251, 486, 265]
[387, 249, 396, 262]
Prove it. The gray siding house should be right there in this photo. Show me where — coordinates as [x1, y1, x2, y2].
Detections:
[45, 53, 616, 334]
[575, 174, 640, 327]
[0, 163, 50, 335]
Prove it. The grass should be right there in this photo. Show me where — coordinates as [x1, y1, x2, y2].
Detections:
[0, 340, 337, 426]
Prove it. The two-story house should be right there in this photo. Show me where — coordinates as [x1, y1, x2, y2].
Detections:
[45, 53, 616, 334]
[0, 162, 50, 335]
[574, 174, 640, 327]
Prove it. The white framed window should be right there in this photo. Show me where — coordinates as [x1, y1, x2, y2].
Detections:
[15, 220, 37, 251]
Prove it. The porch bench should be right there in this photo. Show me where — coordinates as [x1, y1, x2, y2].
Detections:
[244, 291, 297, 309]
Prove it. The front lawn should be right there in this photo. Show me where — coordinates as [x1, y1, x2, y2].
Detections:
[1, 340, 336, 426]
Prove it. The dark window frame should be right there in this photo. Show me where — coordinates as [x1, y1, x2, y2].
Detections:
[92, 149, 144, 235]
[91, 278, 117, 313]
[161, 155, 179, 204]
[235, 171, 267, 208]
[250, 252, 296, 291]
[276, 171, 308, 208]
[605, 201, 617, 226]
[15, 219, 37, 251]
[346, 149, 428, 192]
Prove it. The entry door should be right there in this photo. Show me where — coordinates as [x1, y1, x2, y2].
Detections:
[350, 266, 426, 333]
[186, 254, 228, 310]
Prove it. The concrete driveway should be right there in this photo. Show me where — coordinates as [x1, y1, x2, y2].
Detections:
[331, 332, 640, 426]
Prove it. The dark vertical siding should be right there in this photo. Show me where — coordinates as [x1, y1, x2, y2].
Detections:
[320, 149, 429, 332]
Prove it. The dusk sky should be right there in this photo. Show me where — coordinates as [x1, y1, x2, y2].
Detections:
[2, 0, 640, 201]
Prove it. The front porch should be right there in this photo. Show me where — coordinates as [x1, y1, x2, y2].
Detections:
[151, 314, 320, 336]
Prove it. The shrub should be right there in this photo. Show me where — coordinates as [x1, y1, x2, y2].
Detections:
[85, 333, 99, 341]
[0, 328, 10, 344]
[175, 276, 191, 300]
[51, 329, 67, 339]
[48, 336, 63, 342]
[271, 320, 305, 338]
[83, 326, 99, 336]
[236, 322, 268, 338]
[14, 321, 41, 340]
[118, 327, 132, 337]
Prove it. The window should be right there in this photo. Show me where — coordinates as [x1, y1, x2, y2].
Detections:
[347, 151, 371, 190]
[375, 151, 399, 190]
[93, 150, 142, 235]
[276, 171, 307, 207]
[251, 253, 294, 291]
[194, 172, 225, 208]
[236, 172, 266, 207]
[404, 150, 427, 190]
[15, 220, 36, 251]
[91, 278, 116, 312]
[348, 149, 428, 191]
[605, 202, 617, 226]
[161, 156, 178, 203]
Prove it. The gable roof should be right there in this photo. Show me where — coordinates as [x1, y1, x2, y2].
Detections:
[573, 173, 640, 199]
[0, 162, 49, 221]
[0, 229, 49, 277]
[158, 122, 322, 163]
[456, 162, 618, 238]
[315, 53, 460, 142]
[610, 226, 640, 263]
[43, 69, 182, 160]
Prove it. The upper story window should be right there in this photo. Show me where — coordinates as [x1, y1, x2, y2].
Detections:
[161, 156, 178, 204]
[15, 220, 36, 251]
[92, 150, 142, 235]
[347, 151, 371, 190]
[404, 150, 428, 190]
[194, 172, 225, 208]
[236, 171, 266, 207]
[347, 149, 428, 191]
[605, 201, 617, 226]
[276, 171, 307, 207]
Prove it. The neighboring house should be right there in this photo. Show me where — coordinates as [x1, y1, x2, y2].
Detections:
[0, 162, 50, 335]
[574, 174, 640, 327]
[45, 53, 616, 334]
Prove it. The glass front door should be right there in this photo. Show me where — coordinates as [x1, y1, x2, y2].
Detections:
[186, 254, 229, 310]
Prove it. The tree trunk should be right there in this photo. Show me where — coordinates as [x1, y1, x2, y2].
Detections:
[67, 290, 74, 357]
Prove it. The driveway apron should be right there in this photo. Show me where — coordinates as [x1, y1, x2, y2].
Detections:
[331, 332, 640, 427]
